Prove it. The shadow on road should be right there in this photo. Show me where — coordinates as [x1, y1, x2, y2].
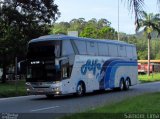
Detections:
[30, 88, 135, 101]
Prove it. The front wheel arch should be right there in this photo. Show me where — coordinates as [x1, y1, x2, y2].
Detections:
[76, 81, 86, 96]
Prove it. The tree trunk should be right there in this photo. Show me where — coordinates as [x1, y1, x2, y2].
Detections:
[1, 52, 7, 83]
[147, 35, 151, 76]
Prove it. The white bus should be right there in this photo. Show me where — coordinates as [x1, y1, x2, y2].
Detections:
[26, 35, 138, 98]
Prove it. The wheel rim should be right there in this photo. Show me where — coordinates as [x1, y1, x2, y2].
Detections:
[120, 81, 124, 90]
[125, 80, 129, 89]
[77, 84, 83, 95]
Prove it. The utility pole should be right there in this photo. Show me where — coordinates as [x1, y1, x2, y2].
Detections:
[118, 0, 120, 41]
[15, 57, 18, 95]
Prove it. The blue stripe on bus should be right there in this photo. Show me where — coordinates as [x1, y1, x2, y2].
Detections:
[105, 62, 137, 88]
[99, 59, 137, 89]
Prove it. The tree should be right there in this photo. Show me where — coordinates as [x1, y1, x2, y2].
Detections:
[50, 22, 70, 34]
[0, 0, 60, 82]
[80, 25, 99, 38]
[69, 18, 86, 34]
[98, 26, 117, 39]
[50, 18, 117, 39]
[136, 11, 160, 76]
[97, 18, 111, 28]
[125, 0, 160, 28]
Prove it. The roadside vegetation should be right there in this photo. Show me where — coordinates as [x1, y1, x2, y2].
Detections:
[139, 73, 160, 83]
[0, 80, 26, 98]
[62, 92, 160, 119]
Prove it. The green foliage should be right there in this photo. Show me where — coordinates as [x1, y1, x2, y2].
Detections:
[139, 73, 160, 83]
[155, 51, 160, 59]
[50, 17, 160, 60]
[0, 80, 26, 97]
[0, 0, 60, 82]
[0, 0, 60, 56]
[120, 34, 160, 60]
[61, 92, 160, 119]
[50, 22, 70, 34]
[136, 11, 160, 39]
[138, 51, 147, 59]
[50, 18, 117, 39]
[90, 92, 160, 113]
[80, 25, 98, 38]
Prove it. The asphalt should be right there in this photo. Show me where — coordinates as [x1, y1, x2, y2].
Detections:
[0, 82, 160, 119]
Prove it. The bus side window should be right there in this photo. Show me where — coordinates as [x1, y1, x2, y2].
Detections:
[74, 40, 87, 55]
[109, 44, 118, 57]
[61, 60, 72, 79]
[87, 41, 98, 55]
[62, 40, 74, 56]
[132, 47, 137, 59]
[118, 45, 126, 57]
[61, 40, 74, 79]
[98, 43, 109, 56]
[126, 46, 133, 59]
[62, 65, 68, 79]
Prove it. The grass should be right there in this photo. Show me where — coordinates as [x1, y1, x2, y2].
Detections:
[138, 73, 160, 83]
[0, 80, 26, 98]
[61, 92, 160, 119]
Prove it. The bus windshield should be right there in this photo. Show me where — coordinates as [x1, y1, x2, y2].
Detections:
[26, 64, 61, 82]
[27, 40, 61, 59]
[26, 40, 62, 82]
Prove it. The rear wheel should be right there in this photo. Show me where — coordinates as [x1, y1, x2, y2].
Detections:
[119, 79, 125, 91]
[76, 82, 85, 96]
[124, 79, 130, 90]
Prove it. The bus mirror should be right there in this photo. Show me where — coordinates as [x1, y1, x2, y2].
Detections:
[17, 60, 27, 74]
[55, 57, 69, 70]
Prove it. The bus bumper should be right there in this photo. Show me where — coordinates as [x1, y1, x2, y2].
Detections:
[26, 82, 62, 95]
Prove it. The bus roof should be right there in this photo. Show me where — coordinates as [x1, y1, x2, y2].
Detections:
[29, 34, 135, 47]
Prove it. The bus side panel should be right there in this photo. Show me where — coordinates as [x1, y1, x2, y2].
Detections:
[99, 59, 138, 89]
[114, 66, 138, 88]
[68, 55, 138, 94]
[71, 55, 103, 93]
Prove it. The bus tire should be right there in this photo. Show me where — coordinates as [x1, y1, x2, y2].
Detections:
[124, 78, 130, 90]
[119, 79, 125, 91]
[76, 82, 85, 96]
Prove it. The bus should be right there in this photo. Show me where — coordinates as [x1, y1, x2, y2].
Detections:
[26, 34, 138, 98]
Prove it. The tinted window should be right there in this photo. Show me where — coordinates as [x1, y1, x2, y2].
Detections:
[98, 43, 108, 56]
[109, 44, 118, 57]
[74, 40, 87, 55]
[132, 47, 137, 59]
[126, 46, 133, 58]
[62, 40, 74, 56]
[27, 41, 61, 59]
[87, 41, 98, 55]
[118, 45, 126, 57]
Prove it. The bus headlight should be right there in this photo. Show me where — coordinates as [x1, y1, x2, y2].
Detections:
[52, 87, 61, 92]
[26, 82, 31, 86]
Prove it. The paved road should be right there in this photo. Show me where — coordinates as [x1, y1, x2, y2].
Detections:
[0, 82, 160, 119]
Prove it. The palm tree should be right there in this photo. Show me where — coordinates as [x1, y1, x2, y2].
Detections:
[136, 11, 160, 76]
[126, 0, 160, 28]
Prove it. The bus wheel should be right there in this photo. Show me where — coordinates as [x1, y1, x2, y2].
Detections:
[76, 82, 85, 96]
[124, 79, 130, 90]
[119, 79, 125, 91]
[46, 94, 54, 99]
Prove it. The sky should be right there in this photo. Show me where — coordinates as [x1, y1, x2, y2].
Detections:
[55, 0, 159, 34]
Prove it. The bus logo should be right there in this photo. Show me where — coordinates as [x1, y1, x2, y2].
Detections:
[81, 59, 101, 75]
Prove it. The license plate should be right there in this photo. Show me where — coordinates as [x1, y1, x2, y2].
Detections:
[37, 89, 44, 92]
